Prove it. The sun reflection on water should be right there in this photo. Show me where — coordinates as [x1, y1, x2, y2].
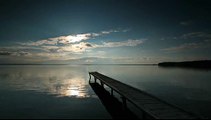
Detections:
[51, 78, 90, 98]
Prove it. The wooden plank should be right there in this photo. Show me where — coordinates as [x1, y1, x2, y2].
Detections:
[89, 72, 199, 119]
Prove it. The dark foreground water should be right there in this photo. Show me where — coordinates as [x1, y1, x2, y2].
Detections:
[0, 65, 211, 118]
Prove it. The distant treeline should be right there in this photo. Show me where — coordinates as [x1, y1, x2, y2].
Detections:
[158, 60, 211, 69]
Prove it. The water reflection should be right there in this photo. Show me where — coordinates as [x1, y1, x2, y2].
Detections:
[0, 65, 112, 119]
[52, 78, 90, 98]
[1, 65, 211, 118]
[0, 65, 91, 98]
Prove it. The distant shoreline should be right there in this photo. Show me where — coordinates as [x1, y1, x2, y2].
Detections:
[158, 60, 211, 69]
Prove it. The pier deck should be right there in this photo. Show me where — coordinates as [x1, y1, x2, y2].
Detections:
[89, 72, 199, 119]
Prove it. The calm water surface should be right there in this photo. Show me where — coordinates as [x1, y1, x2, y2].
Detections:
[0, 65, 211, 118]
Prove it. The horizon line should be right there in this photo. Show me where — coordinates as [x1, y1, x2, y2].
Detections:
[0, 63, 158, 65]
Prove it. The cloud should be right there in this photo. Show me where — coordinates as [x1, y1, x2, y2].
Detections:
[13, 51, 32, 56]
[85, 50, 107, 57]
[50, 33, 92, 44]
[65, 39, 144, 51]
[0, 38, 145, 62]
[101, 29, 118, 34]
[41, 46, 60, 52]
[85, 43, 92, 47]
[0, 29, 148, 63]
[20, 33, 92, 46]
[204, 39, 211, 43]
[20, 29, 129, 46]
[63, 56, 126, 64]
[180, 32, 210, 39]
[88, 29, 123, 37]
[58, 42, 94, 53]
[0, 51, 31, 56]
[161, 42, 202, 52]
[180, 20, 194, 26]
[19, 38, 145, 54]
[160, 32, 211, 43]
[34, 52, 71, 60]
[100, 39, 145, 48]
[20, 39, 58, 46]
[0, 51, 12, 56]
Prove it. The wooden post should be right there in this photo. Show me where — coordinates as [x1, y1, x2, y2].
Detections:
[111, 88, 114, 96]
[94, 77, 97, 83]
[100, 81, 104, 88]
[89, 73, 91, 83]
[121, 96, 127, 110]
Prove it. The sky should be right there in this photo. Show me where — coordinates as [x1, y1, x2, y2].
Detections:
[0, 0, 211, 64]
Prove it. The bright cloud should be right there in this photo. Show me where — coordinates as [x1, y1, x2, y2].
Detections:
[16, 28, 144, 54]
[20, 33, 92, 46]
[49, 33, 92, 44]
[20, 29, 127, 46]
[41, 39, 145, 53]
[58, 42, 93, 53]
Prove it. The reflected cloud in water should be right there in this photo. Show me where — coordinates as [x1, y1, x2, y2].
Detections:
[0, 66, 92, 98]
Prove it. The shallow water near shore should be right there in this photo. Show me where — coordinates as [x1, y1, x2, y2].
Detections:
[0, 65, 211, 118]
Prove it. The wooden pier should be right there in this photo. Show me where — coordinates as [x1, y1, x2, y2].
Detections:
[89, 72, 199, 119]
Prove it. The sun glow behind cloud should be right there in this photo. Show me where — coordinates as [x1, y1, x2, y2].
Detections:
[49, 33, 92, 44]
[19, 29, 124, 46]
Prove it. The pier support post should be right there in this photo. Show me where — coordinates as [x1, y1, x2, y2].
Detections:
[111, 88, 114, 96]
[94, 77, 97, 83]
[100, 81, 104, 88]
[89, 73, 91, 83]
[121, 96, 127, 110]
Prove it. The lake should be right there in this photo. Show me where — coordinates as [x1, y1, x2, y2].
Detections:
[0, 65, 211, 118]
